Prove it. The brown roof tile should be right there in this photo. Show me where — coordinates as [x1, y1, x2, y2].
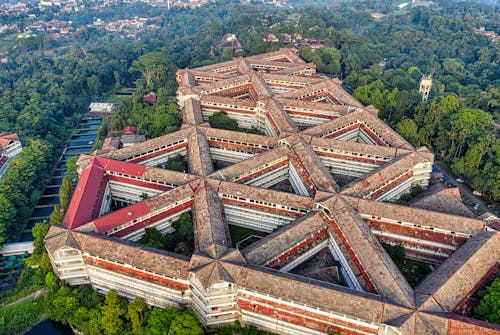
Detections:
[415, 232, 500, 312]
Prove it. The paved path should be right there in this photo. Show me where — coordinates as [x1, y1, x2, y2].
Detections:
[0, 288, 46, 308]
[434, 161, 497, 216]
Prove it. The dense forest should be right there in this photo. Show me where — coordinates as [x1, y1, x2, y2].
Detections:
[0, 0, 498, 245]
[0, 0, 498, 332]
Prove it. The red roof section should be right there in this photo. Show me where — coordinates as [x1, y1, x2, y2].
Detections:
[122, 126, 138, 136]
[0, 132, 19, 141]
[0, 132, 19, 151]
[143, 92, 156, 105]
[96, 157, 146, 177]
[91, 200, 151, 233]
[64, 158, 106, 230]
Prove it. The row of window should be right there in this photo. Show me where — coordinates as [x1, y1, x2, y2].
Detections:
[205, 82, 252, 94]
[106, 170, 175, 188]
[368, 170, 412, 195]
[358, 122, 389, 146]
[312, 146, 390, 161]
[201, 101, 256, 112]
[235, 158, 288, 180]
[368, 215, 470, 237]
[87, 256, 187, 283]
[127, 139, 188, 160]
[221, 193, 307, 214]
[207, 137, 273, 149]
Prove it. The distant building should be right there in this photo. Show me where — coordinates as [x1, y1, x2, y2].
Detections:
[88, 102, 116, 115]
[294, 38, 325, 51]
[101, 137, 121, 152]
[218, 33, 243, 53]
[143, 92, 157, 105]
[474, 27, 500, 43]
[0, 132, 22, 179]
[419, 74, 433, 102]
[120, 126, 146, 147]
[371, 12, 386, 21]
[266, 33, 279, 43]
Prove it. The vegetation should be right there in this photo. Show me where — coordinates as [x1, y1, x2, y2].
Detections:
[44, 280, 204, 335]
[209, 112, 264, 135]
[229, 225, 265, 248]
[0, 221, 51, 305]
[49, 156, 78, 226]
[382, 243, 432, 287]
[0, 42, 141, 246]
[111, 92, 181, 139]
[394, 185, 424, 205]
[0, 0, 498, 332]
[217, 320, 276, 335]
[299, 46, 341, 76]
[163, 154, 187, 172]
[1, 0, 497, 248]
[0, 297, 48, 335]
[138, 212, 194, 255]
[474, 277, 500, 324]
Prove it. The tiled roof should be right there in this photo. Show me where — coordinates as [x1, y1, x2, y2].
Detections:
[318, 196, 415, 307]
[193, 181, 231, 259]
[415, 232, 500, 312]
[344, 196, 484, 234]
[341, 150, 433, 198]
[242, 212, 327, 265]
[74, 230, 191, 279]
[45, 49, 500, 335]
[410, 184, 476, 218]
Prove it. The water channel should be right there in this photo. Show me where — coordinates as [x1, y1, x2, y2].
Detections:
[21, 116, 102, 242]
[25, 319, 73, 335]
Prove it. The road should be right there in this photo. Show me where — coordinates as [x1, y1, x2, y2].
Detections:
[434, 161, 498, 217]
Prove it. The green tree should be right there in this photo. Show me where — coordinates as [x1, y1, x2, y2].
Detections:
[172, 212, 194, 245]
[167, 311, 204, 335]
[396, 119, 420, 146]
[60, 176, 75, 211]
[45, 272, 59, 294]
[0, 194, 15, 246]
[474, 278, 500, 324]
[49, 205, 65, 226]
[100, 290, 126, 335]
[146, 307, 180, 335]
[129, 52, 176, 90]
[209, 112, 238, 131]
[164, 155, 187, 172]
[47, 285, 78, 324]
[127, 297, 147, 335]
[139, 227, 168, 250]
[32, 221, 50, 255]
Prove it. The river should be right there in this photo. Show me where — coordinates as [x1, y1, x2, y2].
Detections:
[25, 319, 73, 335]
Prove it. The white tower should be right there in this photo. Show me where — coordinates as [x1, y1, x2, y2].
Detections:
[419, 74, 433, 102]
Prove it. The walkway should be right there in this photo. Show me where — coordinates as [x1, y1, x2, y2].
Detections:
[434, 161, 496, 215]
[0, 288, 46, 308]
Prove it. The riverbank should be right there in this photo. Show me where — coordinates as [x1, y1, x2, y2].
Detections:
[23, 319, 74, 335]
[0, 297, 47, 335]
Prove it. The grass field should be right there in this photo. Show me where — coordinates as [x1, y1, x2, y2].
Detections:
[229, 225, 265, 248]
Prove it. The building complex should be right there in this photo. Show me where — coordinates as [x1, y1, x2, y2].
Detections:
[45, 49, 500, 335]
[0, 132, 22, 180]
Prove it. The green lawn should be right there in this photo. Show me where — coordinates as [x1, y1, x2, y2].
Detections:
[382, 243, 432, 287]
[229, 225, 265, 248]
[0, 297, 48, 335]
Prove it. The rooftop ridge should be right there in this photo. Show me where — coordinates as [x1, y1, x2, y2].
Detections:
[44, 49, 499, 335]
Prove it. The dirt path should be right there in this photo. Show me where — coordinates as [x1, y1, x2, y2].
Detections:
[0, 288, 46, 308]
